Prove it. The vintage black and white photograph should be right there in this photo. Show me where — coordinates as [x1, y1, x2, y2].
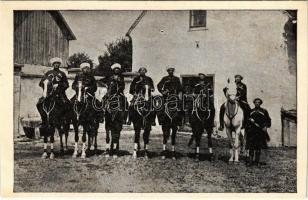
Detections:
[12, 9, 298, 193]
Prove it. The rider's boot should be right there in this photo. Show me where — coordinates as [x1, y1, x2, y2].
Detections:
[218, 104, 225, 131]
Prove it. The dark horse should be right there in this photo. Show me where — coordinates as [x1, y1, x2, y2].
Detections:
[36, 76, 71, 159]
[103, 82, 127, 158]
[188, 88, 215, 161]
[71, 81, 104, 159]
[157, 93, 184, 160]
[129, 84, 156, 159]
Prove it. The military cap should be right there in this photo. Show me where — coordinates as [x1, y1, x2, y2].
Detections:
[253, 98, 263, 105]
[111, 63, 122, 70]
[166, 66, 175, 72]
[80, 62, 91, 69]
[138, 67, 147, 73]
[50, 57, 62, 65]
[234, 74, 243, 80]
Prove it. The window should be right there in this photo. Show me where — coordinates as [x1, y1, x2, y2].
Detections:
[189, 10, 207, 29]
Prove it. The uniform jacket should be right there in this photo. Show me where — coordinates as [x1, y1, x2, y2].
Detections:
[236, 82, 247, 102]
[72, 72, 97, 95]
[99, 75, 125, 96]
[248, 107, 271, 129]
[39, 69, 69, 96]
[129, 75, 154, 96]
[157, 75, 182, 95]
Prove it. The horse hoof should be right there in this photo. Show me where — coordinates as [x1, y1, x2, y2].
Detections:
[132, 151, 137, 159]
[72, 152, 77, 158]
[161, 156, 166, 160]
[41, 152, 48, 159]
[90, 146, 95, 151]
[172, 157, 176, 160]
[81, 153, 86, 159]
[228, 160, 233, 164]
[105, 154, 110, 158]
[234, 161, 240, 165]
[49, 152, 55, 159]
[113, 155, 118, 159]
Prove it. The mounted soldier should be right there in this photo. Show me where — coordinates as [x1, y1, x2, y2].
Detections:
[246, 98, 271, 167]
[157, 67, 183, 160]
[36, 57, 70, 159]
[188, 73, 215, 161]
[37, 57, 70, 110]
[72, 62, 97, 98]
[71, 62, 101, 158]
[99, 63, 126, 158]
[129, 67, 156, 159]
[219, 74, 251, 131]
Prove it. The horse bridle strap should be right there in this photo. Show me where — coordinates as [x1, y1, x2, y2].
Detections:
[42, 99, 56, 122]
[225, 101, 239, 120]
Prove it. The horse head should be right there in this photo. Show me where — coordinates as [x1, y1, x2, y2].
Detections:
[225, 79, 238, 104]
[42, 75, 55, 98]
[75, 81, 88, 103]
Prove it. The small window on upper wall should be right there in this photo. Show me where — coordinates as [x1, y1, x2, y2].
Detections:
[189, 10, 207, 30]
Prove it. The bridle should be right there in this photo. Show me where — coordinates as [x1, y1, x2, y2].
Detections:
[42, 76, 56, 124]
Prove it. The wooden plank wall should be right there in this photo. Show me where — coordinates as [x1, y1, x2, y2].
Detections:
[14, 11, 70, 67]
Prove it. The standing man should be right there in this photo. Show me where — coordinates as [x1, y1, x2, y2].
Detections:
[157, 67, 183, 160]
[129, 67, 155, 159]
[36, 57, 70, 159]
[218, 74, 251, 131]
[99, 63, 126, 158]
[246, 98, 271, 167]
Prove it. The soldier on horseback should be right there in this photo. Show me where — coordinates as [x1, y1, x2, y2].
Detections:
[188, 73, 215, 161]
[72, 62, 97, 97]
[37, 57, 70, 112]
[36, 57, 70, 159]
[218, 74, 251, 131]
[99, 63, 126, 158]
[71, 62, 99, 158]
[129, 67, 155, 159]
[157, 67, 183, 160]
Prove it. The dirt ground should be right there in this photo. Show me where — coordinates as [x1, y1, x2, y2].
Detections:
[14, 127, 296, 193]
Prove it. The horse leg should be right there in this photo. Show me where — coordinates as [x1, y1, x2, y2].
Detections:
[225, 127, 234, 163]
[206, 127, 214, 162]
[105, 127, 111, 157]
[133, 127, 140, 159]
[234, 127, 241, 163]
[49, 128, 55, 159]
[195, 130, 201, 161]
[58, 126, 64, 155]
[161, 125, 170, 160]
[94, 128, 98, 154]
[143, 124, 151, 159]
[171, 125, 177, 160]
[63, 123, 69, 152]
[72, 122, 79, 158]
[42, 134, 48, 159]
[81, 127, 87, 159]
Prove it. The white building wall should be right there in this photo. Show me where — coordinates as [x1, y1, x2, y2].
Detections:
[132, 10, 296, 146]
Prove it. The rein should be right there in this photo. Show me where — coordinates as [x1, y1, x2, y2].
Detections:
[42, 99, 56, 124]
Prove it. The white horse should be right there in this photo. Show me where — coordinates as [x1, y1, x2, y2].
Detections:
[223, 79, 244, 163]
